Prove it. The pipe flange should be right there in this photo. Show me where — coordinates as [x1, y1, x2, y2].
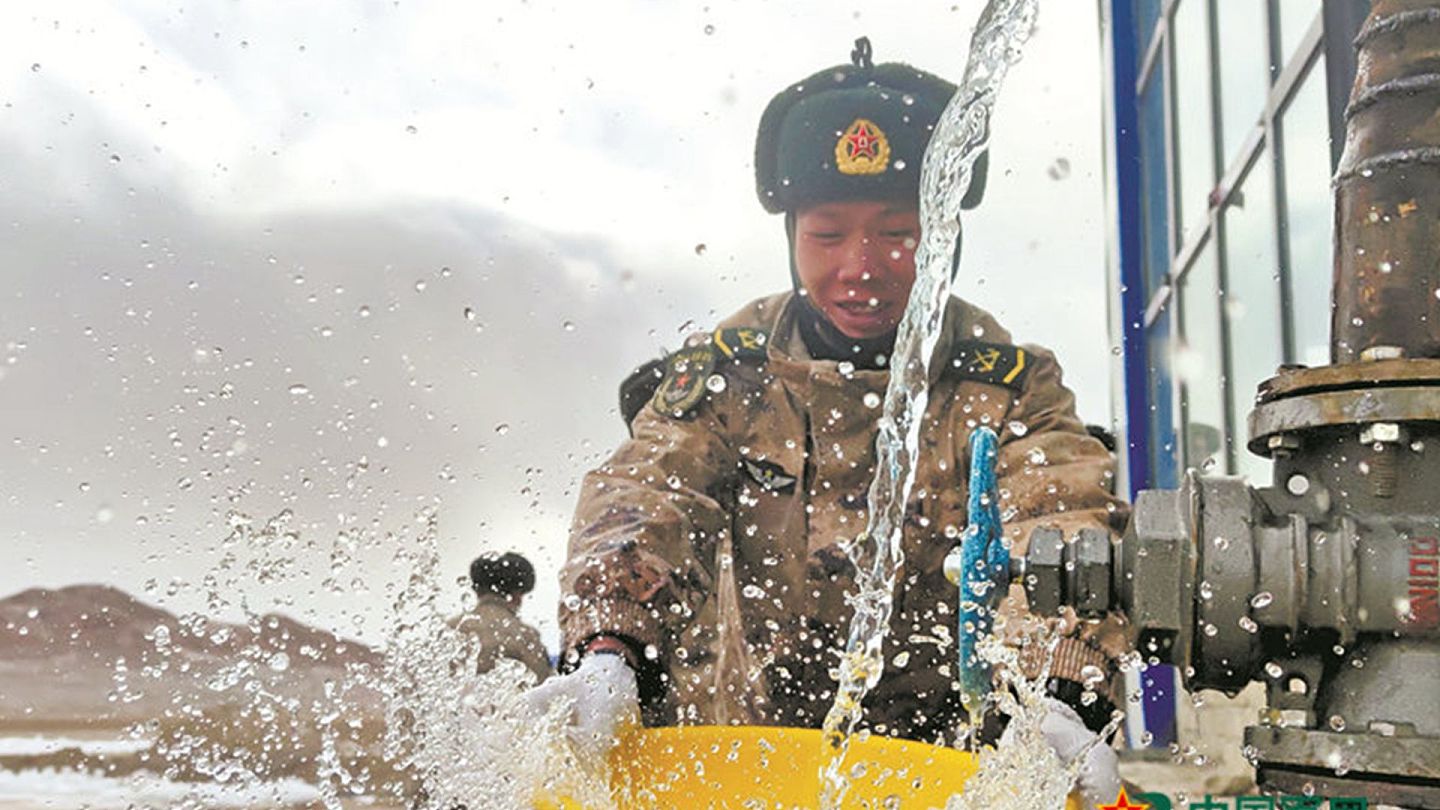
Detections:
[1249, 385, 1440, 456]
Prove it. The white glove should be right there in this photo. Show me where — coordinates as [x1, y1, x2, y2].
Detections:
[1039, 697, 1121, 810]
[523, 653, 640, 763]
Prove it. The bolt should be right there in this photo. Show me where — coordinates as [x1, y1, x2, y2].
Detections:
[1360, 345, 1405, 362]
[1267, 433, 1302, 458]
[1359, 422, 1403, 444]
[1370, 443, 1399, 499]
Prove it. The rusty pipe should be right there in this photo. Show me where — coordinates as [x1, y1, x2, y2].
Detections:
[1333, 0, 1440, 363]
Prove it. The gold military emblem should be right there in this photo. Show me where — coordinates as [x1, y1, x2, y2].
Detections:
[973, 348, 1001, 373]
[835, 118, 891, 175]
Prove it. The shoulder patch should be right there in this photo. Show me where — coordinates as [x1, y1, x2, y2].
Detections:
[619, 357, 666, 427]
[712, 327, 769, 361]
[651, 345, 717, 417]
[948, 340, 1029, 389]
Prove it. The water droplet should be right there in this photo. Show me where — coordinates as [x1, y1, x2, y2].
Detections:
[1007, 420, 1029, 437]
[863, 392, 881, 409]
[562, 594, 582, 611]
[267, 652, 290, 672]
[837, 361, 856, 376]
[1202, 622, 1218, 637]
[405, 124, 418, 134]
[1199, 580, 1214, 600]
[705, 374, 727, 393]
[288, 383, 309, 395]
[414, 279, 427, 292]
[894, 159, 907, 171]
[742, 584, 765, 599]
[109, 154, 121, 164]
[1286, 474, 1310, 496]
[703, 23, 715, 34]
[562, 321, 576, 332]
[1250, 591, 1274, 609]
[1264, 662, 1284, 678]
[30, 63, 41, 72]
[1238, 616, 1258, 633]
[318, 325, 334, 338]
[494, 423, 510, 435]
[1328, 714, 1346, 732]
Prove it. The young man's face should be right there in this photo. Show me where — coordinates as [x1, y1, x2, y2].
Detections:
[792, 200, 921, 339]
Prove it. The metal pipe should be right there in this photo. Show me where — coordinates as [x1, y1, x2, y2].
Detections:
[1332, 0, 1440, 362]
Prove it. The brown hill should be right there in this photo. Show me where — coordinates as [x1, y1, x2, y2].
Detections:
[0, 584, 382, 727]
[0, 584, 378, 666]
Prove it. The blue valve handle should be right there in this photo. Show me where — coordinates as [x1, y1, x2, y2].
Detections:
[956, 425, 1008, 714]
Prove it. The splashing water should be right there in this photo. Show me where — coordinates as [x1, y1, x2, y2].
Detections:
[945, 636, 1070, 810]
[819, 0, 1040, 805]
[111, 507, 611, 810]
[378, 509, 614, 809]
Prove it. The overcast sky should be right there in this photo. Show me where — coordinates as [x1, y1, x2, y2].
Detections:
[0, 0, 1113, 650]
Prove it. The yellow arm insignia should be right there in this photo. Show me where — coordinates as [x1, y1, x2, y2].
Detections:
[949, 340, 1030, 390]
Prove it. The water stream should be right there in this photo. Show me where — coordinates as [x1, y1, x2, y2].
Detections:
[818, 0, 1041, 805]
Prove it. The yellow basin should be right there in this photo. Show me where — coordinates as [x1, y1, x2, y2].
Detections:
[538, 725, 1082, 809]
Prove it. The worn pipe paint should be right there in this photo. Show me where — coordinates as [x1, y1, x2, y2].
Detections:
[1333, 0, 1440, 362]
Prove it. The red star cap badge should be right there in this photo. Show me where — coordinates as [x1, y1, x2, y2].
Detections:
[846, 123, 878, 159]
[1099, 788, 1149, 810]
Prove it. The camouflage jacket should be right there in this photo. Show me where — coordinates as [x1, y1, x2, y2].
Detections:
[560, 291, 1129, 738]
[452, 595, 552, 681]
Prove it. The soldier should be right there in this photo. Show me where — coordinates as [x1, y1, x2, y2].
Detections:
[526, 42, 1129, 802]
[451, 551, 551, 681]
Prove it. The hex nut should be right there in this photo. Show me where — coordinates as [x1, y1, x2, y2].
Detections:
[1072, 527, 1113, 616]
[1359, 422, 1403, 444]
[1024, 526, 1066, 616]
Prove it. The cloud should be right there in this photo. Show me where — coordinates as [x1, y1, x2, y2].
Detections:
[1, 0, 1116, 650]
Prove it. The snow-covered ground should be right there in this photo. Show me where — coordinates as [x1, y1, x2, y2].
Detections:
[0, 736, 150, 757]
[0, 769, 331, 808]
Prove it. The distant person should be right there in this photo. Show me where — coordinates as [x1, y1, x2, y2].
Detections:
[451, 552, 551, 680]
